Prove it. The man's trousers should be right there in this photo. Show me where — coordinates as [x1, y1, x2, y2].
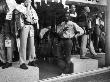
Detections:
[81, 34, 97, 57]
[19, 25, 36, 64]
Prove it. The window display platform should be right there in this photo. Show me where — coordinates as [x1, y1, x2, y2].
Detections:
[0, 53, 107, 82]
[0, 62, 39, 82]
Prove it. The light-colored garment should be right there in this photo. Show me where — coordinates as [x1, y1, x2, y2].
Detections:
[19, 5, 39, 29]
[5, 36, 14, 63]
[19, 25, 36, 64]
[6, 0, 17, 13]
[40, 28, 49, 39]
[25, 6, 39, 23]
[6, 0, 17, 20]
[6, 0, 39, 28]
[19, 4, 38, 64]
[16, 38, 20, 52]
[59, 21, 84, 38]
[81, 34, 97, 56]
[96, 18, 104, 26]
[6, 0, 26, 20]
[70, 12, 77, 18]
[16, 3, 27, 15]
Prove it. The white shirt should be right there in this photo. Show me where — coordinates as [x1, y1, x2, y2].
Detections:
[70, 12, 77, 18]
[25, 6, 39, 29]
[19, 5, 39, 29]
[6, 0, 26, 20]
[16, 3, 27, 15]
[96, 17, 104, 26]
[27, 6, 39, 23]
[6, 0, 17, 20]
[59, 21, 84, 38]
[40, 28, 49, 39]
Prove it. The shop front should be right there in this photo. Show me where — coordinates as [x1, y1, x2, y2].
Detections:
[0, 0, 109, 82]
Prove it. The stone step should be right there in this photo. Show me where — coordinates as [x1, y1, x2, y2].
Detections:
[70, 56, 98, 73]
[86, 53, 106, 67]
[0, 62, 39, 82]
[96, 53, 105, 67]
[72, 52, 106, 67]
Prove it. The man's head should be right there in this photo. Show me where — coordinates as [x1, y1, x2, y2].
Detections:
[67, 21, 74, 29]
[84, 6, 90, 13]
[71, 5, 76, 11]
[98, 13, 102, 18]
[64, 12, 70, 22]
[24, 0, 32, 7]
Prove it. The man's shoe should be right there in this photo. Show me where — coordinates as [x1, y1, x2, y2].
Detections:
[80, 56, 90, 59]
[2, 62, 12, 69]
[20, 63, 28, 69]
[0, 61, 5, 67]
[28, 61, 37, 67]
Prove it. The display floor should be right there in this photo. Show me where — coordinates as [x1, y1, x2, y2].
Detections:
[38, 59, 110, 82]
[0, 53, 108, 82]
[37, 60, 62, 80]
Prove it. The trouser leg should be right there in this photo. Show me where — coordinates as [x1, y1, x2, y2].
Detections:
[28, 37, 36, 62]
[19, 25, 30, 64]
[28, 26, 36, 62]
[54, 40, 65, 70]
[6, 35, 14, 63]
[63, 39, 73, 74]
[54, 41, 62, 59]
[89, 41, 97, 55]
[63, 39, 73, 63]
[94, 26, 101, 52]
[7, 47, 13, 63]
[94, 35, 99, 52]
[80, 34, 88, 56]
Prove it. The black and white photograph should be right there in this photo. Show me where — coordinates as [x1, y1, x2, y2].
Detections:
[0, 0, 109, 82]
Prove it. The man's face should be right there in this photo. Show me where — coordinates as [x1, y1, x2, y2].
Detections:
[71, 5, 76, 11]
[86, 7, 90, 12]
[65, 13, 69, 19]
[99, 13, 102, 18]
[84, 7, 90, 13]
[24, 0, 31, 7]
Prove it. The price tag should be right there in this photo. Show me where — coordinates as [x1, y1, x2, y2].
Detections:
[5, 40, 11, 47]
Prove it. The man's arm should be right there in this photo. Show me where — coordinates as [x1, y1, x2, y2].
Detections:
[73, 22, 84, 38]
[15, 3, 27, 15]
[70, 12, 77, 18]
[31, 7, 39, 29]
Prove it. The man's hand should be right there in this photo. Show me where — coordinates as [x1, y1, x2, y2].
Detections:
[6, 14, 12, 20]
